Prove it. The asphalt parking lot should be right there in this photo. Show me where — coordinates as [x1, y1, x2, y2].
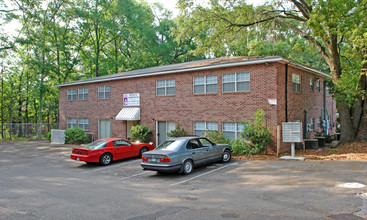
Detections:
[1, 141, 367, 220]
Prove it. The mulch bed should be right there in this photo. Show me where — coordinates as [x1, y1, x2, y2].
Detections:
[233, 142, 367, 161]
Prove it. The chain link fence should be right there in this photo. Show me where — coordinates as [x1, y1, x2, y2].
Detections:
[0, 123, 59, 140]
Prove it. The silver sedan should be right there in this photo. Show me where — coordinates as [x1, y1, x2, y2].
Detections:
[141, 137, 232, 174]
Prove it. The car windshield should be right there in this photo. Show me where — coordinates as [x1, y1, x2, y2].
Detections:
[156, 140, 183, 151]
[84, 141, 107, 150]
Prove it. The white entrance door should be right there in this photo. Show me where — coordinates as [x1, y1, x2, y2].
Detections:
[99, 119, 111, 139]
[157, 121, 175, 146]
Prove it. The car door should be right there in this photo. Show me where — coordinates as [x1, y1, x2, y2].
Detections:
[198, 138, 221, 162]
[113, 140, 133, 160]
[186, 139, 207, 165]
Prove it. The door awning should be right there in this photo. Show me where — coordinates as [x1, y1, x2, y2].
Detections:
[115, 107, 140, 121]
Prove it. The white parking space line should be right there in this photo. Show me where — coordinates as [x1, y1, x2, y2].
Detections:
[120, 171, 154, 180]
[170, 162, 239, 186]
[81, 159, 141, 174]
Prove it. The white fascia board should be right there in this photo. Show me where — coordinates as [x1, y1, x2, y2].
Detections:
[56, 57, 330, 87]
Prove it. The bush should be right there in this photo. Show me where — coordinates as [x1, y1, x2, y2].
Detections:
[324, 134, 334, 143]
[167, 123, 187, 138]
[65, 127, 89, 144]
[203, 130, 230, 144]
[231, 139, 257, 155]
[130, 124, 153, 143]
[240, 109, 273, 154]
[47, 131, 51, 141]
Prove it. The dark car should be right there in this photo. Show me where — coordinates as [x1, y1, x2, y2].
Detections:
[141, 137, 232, 174]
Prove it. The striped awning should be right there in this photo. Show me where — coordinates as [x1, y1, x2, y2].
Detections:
[115, 107, 140, 121]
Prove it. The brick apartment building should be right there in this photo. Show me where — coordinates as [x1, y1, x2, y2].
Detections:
[56, 56, 336, 152]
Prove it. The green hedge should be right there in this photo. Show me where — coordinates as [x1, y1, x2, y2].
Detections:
[65, 127, 89, 144]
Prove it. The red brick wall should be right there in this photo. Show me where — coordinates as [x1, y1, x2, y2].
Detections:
[59, 61, 336, 152]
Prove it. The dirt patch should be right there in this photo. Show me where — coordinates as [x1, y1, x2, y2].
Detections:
[234, 142, 367, 161]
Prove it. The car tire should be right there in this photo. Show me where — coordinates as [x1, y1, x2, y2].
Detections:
[222, 150, 231, 163]
[99, 153, 112, 166]
[139, 147, 149, 157]
[182, 160, 193, 175]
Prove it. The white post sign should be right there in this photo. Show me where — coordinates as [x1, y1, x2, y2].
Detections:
[282, 122, 303, 143]
[123, 93, 140, 106]
[281, 122, 304, 160]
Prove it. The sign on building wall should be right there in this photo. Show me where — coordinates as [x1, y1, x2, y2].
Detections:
[123, 93, 140, 106]
[282, 122, 303, 143]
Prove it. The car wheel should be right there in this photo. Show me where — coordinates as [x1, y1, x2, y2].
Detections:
[182, 160, 193, 175]
[222, 150, 231, 163]
[139, 147, 149, 157]
[99, 153, 112, 166]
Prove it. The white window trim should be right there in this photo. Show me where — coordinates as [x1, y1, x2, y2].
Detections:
[67, 89, 77, 101]
[194, 121, 218, 136]
[67, 118, 77, 129]
[98, 85, 111, 99]
[222, 122, 244, 139]
[292, 74, 301, 93]
[193, 75, 218, 94]
[78, 88, 88, 100]
[156, 79, 175, 96]
[222, 72, 250, 93]
[78, 118, 89, 131]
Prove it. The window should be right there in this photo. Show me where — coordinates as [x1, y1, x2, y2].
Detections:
[198, 138, 213, 147]
[193, 75, 217, 94]
[222, 72, 250, 93]
[78, 118, 89, 130]
[98, 86, 110, 99]
[194, 121, 218, 136]
[310, 78, 314, 91]
[222, 122, 244, 139]
[78, 88, 88, 100]
[326, 84, 330, 96]
[315, 78, 320, 92]
[292, 74, 301, 93]
[156, 79, 175, 96]
[67, 89, 76, 101]
[114, 140, 131, 147]
[186, 139, 201, 150]
[317, 117, 321, 128]
[67, 118, 77, 129]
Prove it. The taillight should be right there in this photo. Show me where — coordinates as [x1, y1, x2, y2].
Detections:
[142, 156, 148, 162]
[81, 150, 88, 155]
[160, 157, 171, 163]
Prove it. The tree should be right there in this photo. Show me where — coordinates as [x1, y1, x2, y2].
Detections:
[176, 0, 367, 142]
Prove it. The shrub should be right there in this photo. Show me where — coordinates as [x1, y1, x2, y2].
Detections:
[130, 124, 153, 143]
[240, 109, 273, 154]
[168, 123, 187, 138]
[324, 134, 334, 143]
[65, 127, 89, 144]
[231, 139, 254, 155]
[202, 130, 230, 144]
[47, 131, 51, 141]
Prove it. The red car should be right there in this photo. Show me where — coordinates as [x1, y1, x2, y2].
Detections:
[70, 138, 155, 165]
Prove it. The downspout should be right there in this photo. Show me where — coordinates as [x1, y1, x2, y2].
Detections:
[285, 64, 288, 122]
[323, 81, 328, 134]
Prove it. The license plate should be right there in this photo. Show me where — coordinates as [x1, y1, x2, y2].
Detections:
[149, 158, 157, 162]
[77, 157, 80, 161]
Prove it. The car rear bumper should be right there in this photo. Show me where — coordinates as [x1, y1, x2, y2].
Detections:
[141, 162, 182, 173]
[70, 154, 98, 163]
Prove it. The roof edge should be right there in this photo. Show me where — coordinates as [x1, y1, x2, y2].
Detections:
[56, 57, 330, 87]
